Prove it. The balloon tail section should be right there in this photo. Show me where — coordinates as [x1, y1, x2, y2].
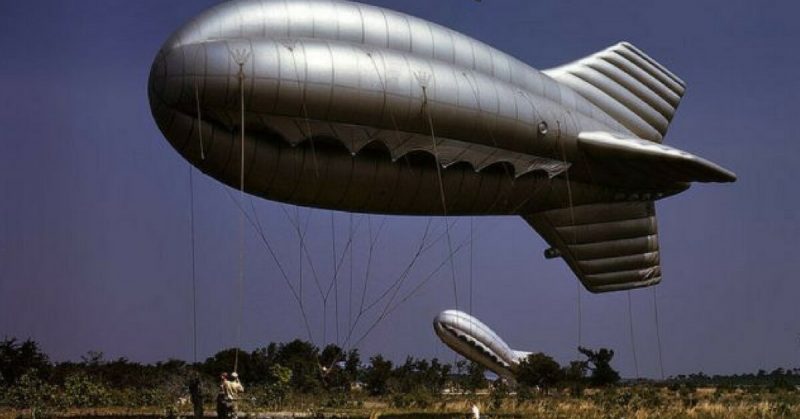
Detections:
[524, 201, 662, 293]
[543, 42, 685, 143]
[578, 131, 737, 185]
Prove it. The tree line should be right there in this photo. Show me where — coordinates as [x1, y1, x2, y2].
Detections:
[2, 336, 798, 416]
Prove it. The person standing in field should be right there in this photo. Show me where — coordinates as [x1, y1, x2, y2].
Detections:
[216, 372, 244, 418]
[216, 373, 230, 418]
[222, 372, 244, 418]
[188, 375, 204, 419]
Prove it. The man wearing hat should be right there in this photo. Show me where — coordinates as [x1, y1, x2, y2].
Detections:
[217, 372, 245, 418]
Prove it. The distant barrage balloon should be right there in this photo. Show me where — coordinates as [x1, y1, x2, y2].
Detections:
[148, 0, 735, 293]
[434, 309, 529, 380]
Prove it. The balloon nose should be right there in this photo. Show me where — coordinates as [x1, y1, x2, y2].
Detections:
[148, 49, 167, 96]
[434, 310, 466, 328]
[147, 43, 188, 115]
[148, 40, 252, 127]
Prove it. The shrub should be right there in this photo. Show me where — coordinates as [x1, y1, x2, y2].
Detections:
[5, 369, 57, 418]
[489, 380, 509, 411]
[61, 371, 111, 408]
[516, 353, 563, 392]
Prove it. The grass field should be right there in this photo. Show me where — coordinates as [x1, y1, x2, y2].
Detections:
[3, 386, 798, 419]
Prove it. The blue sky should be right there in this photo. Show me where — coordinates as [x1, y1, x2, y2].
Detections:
[1, 0, 798, 378]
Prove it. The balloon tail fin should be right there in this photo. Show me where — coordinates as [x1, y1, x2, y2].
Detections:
[524, 201, 662, 293]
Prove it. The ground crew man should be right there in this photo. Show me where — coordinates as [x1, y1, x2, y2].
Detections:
[217, 372, 245, 418]
[216, 373, 230, 418]
[188, 376, 203, 419]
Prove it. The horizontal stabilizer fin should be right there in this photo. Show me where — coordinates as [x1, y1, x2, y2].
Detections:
[579, 131, 737, 183]
[524, 201, 662, 293]
[544, 42, 685, 142]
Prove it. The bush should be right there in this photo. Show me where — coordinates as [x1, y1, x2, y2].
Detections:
[390, 386, 432, 409]
[61, 371, 111, 408]
[676, 384, 697, 408]
[516, 353, 563, 392]
[0, 339, 51, 386]
[5, 369, 57, 418]
[578, 347, 620, 387]
[489, 380, 509, 411]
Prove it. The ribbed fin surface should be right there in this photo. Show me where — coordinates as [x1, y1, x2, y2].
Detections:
[543, 42, 686, 143]
[523, 201, 662, 293]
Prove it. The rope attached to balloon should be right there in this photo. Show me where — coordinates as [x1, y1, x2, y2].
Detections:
[232, 47, 251, 374]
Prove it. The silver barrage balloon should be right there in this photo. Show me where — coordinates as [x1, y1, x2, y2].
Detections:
[434, 310, 530, 380]
[148, 0, 736, 293]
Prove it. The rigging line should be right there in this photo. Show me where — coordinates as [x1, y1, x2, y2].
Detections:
[188, 70, 205, 365]
[297, 210, 366, 344]
[350, 216, 504, 350]
[365, 50, 452, 330]
[366, 51, 405, 144]
[298, 207, 314, 302]
[225, 188, 315, 343]
[420, 83, 459, 311]
[462, 77, 550, 213]
[299, 209, 326, 303]
[462, 72, 516, 184]
[556, 120, 581, 352]
[248, 202, 312, 343]
[339, 218, 436, 355]
[366, 219, 490, 341]
[365, 50, 447, 320]
[292, 206, 328, 344]
[233, 53, 249, 373]
[344, 54, 457, 344]
[469, 216, 474, 338]
[298, 211, 366, 317]
[419, 218, 461, 254]
[290, 206, 304, 324]
[321, 218, 375, 371]
[652, 286, 665, 379]
[187, 49, 209, 366]
[361, 217, 387, 311]
[193, 81, 206, 160]
[348, 217, 384, 336]
[627, 290, 640, 379]
[341, 215, 389, 348]
[352, 217, 461, 332]
[321, 210, 367, 300]
[296, 206, 305, 339]
[577, 282, 582, 351]
[389, 226, 476, 312]
[188, 166, 199, 364]
[347, 217, 434, 344]
[349, 229, 474, 349]
[280, 205, 326, 302]
[365, 52, 449, 332]
[251, 204, 318, 346]
[344, 215, 374, 347]
[358, 218, 436, 316]
[331, 211, 339, 346]
[283, 40, 319, 177]
[323, 214, 367, 301]
[348, 213, 354, 344]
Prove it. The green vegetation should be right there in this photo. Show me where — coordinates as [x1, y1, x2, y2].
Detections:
[516, 353, 563, 393]
[1, 337, 800, 418]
